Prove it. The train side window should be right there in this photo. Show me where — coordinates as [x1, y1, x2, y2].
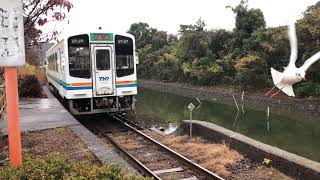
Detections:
[59, 49, 62, 72]
[55, 52, 58, 72]
[48, 54, 54, 71]
[96, 49, 110, 70]
[115, 35, 134, 77]
[68, 34, 90, 78]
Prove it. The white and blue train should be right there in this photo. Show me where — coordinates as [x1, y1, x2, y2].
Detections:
[46, 29, 138, 115]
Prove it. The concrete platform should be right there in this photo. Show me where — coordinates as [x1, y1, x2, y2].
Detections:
[0, 97, 78, 135]
[0, 87, 136, 174]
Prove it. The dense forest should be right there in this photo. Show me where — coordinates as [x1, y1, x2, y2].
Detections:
[128, 1, 320, 97]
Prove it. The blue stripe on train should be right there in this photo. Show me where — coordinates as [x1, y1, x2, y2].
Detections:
[47, 74, 93, 90]
[64, 86, 93, 90]
[116, 84, 137, 88]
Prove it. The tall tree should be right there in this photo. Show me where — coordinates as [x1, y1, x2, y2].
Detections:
[228, 0, 266, 51]
[297, 2, 320, 83]
[128, 22, 154, 49]
[176, 19, 210, 61]
[210, 29, 232, 56]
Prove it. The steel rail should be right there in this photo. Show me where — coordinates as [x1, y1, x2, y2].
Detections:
[93, 126, 162, 180]
[113, 115, 225, 180]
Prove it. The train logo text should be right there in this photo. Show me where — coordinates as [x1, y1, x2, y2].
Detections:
[99, 76, 109, 81]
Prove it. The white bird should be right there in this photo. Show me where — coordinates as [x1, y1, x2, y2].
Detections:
[266, 22, 320, 97]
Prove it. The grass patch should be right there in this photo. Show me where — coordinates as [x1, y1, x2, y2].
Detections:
[113, 134, 141, 150]
[0, 153, 147, 180]
[160, 135, 243, 177]
[21, 128, 97, 163]
[145, 131, 291, 179]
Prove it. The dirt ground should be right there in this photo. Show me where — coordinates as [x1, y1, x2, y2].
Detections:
[0, 127, 97, 164]
[144, 130, 292, 180]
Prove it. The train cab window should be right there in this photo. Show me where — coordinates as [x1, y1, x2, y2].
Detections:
[115, 35, 134, 77]
[68, 34, 90, 78]
[96, 49, 110, 70]
[54, 52, 58, 72]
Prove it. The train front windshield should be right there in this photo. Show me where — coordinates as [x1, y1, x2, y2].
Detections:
[115, 35, 134, 77]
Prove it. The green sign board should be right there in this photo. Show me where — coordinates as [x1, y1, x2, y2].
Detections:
[90, 33, 113, 42]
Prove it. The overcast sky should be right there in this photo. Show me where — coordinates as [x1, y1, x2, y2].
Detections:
[45, 0, 319, 35]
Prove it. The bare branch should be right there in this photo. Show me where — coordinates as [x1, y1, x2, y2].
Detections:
[24, 0, 42, 25]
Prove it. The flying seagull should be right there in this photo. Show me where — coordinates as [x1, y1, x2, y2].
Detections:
[265, 23, 320, 97]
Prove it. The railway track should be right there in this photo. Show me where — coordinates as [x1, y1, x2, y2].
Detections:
[87, 114, 224, 180]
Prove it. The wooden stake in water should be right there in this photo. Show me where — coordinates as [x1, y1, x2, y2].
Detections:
[232, 94, 239, 112]
[241, 91, 245, 114]
[267, 106, 270, 132]
[196, 98, 202, 109]
[232, 111, 240, 129]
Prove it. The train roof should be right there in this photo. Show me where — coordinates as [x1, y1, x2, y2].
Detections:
[47, 29, 135, 54]
[62, 28, 135, 39]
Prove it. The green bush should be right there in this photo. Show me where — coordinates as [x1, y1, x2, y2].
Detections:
[234, 70, 267, 90]
[235, 71, 251, 90]
[154, 54, 181, 81]
[295, 82, 320, 97]
[0, 154, 147, 180]
[18, 74, 42, 98]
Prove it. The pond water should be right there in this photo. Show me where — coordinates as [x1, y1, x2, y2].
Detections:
[135, 87, 320, 162]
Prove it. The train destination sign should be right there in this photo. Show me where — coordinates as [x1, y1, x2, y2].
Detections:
[68, 34, 89, 47]
[90, 33, 113, 42]
[0, 0, 25, 67]
[71, 38, 85, 45]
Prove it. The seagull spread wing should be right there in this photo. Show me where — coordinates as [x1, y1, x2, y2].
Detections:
[270, 67, 283, 85]
[300, 51, 320, 72]
[288, 23, 298, 67]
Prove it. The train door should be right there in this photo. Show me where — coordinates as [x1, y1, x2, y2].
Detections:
[92, 45, 115, 97]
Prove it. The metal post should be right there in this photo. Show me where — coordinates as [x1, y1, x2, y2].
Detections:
[4, 68, 22, 166]
[187, 102, 196, 138]
[190, 110, 192, 137]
